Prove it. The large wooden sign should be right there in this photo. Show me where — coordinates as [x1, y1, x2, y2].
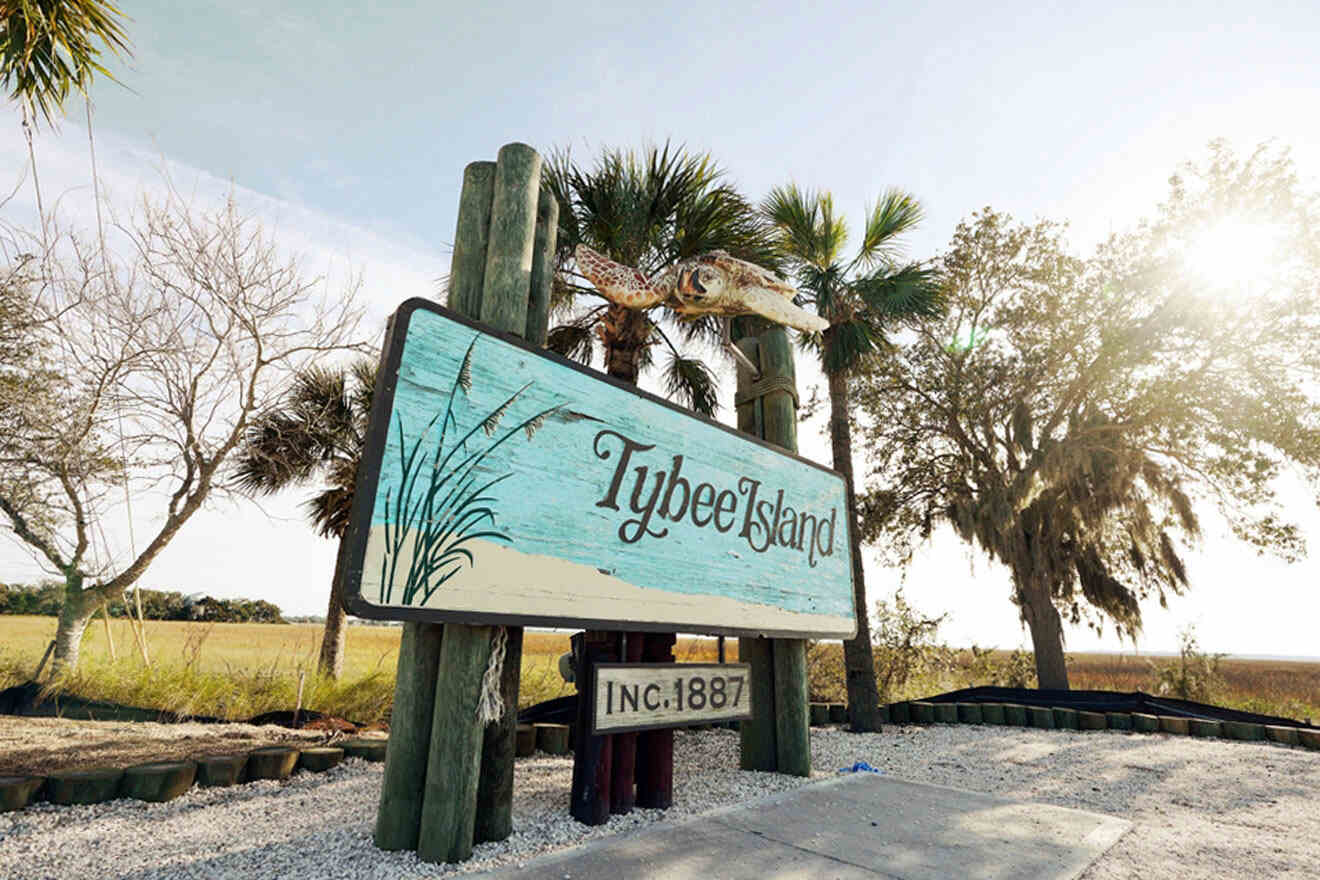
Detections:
[592, 663, 753, 734]
[341, 298, 855, 639]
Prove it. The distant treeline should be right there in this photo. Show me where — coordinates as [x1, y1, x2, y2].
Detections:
[0, 582, 284, 624]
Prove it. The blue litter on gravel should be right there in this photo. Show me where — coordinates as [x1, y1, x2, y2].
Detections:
[838, 761, 882, 774]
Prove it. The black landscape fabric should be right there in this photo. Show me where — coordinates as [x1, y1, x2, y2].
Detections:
[918, 686, 1318, 729]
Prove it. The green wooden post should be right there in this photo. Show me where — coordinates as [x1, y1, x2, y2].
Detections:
[479, 143, 542, 337]
[373, 621, 442, 850]
[417, 624, 495, 864]
[737, 635, 777, 771]
[771, 639, 810, 776]
[474, 628, 521, 844]
[757, 327, 811, 778]
[375, 157, 501, 853]
[734, 334, 778, 771]
[525, 187, 558, 347]
[468, 143, 545, 845]
[396, 143, 548, 860]
[474, 185, 554, 840]
[448, 161, 497, 319]
[757, 326, 797, 451]
[733, 328, 810, 776]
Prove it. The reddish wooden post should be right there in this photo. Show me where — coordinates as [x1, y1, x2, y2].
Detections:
[570, 631, 616, 824]
[608, 631, 646, 813]
[635, 632, 677, 809]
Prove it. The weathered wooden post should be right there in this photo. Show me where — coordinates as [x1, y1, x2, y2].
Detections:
[371, 142, 554, 862]
[570, 631, 616, 824]
[634, 632, 677, 808]
[373, 620, 443, 850]
[470, 142, 552, 846]
[609, 630, 645, 813]
[419, 143, 546, 863]
[735, 326, 811, 777]
[734, 335, 777, 772]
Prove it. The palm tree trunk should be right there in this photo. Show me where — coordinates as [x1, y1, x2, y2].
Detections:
[600, 304, 651, 384]
[318, 543, 348, 679]
[827, 367, 882, 732]
[1018, 578, 1069, 689]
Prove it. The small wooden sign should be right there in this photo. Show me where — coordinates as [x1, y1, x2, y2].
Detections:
[592, 663, 753, 734]
[340, 298, 855, 639]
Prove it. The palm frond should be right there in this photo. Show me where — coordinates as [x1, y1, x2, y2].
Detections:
[673, 313, 725, 349]
[762, 184, 846, 266]
[1, 0, 132, 129]
[231, 412, 324, 494]
[857, 189, 924, 267]
[546, 321, 595, 364]
[304, 475, 355, 539]
[823, 318, 879, 374]
[291, 364, 350, 418]
[795, 261, 844, 317]
[853, 264, 945, 321]
[348, 358, 377, 421]
[662, 352, 719, 416]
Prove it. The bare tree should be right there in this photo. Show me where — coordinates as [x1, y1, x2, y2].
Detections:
[0, 188, 363, 670]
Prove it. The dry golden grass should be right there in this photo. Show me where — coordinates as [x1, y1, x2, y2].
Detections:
[803, 641, 1320, 723]
[0, 615, 401, 680]
[3, 616, 1314, 724]
[0, 618, 724, 722]
[1065, 651, 1320, 722]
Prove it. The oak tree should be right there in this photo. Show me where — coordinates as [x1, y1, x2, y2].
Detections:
[855, 142, 1320, 688]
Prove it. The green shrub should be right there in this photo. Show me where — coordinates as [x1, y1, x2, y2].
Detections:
[872, 589, 948, 703]
[1150, 626, 1224, 703]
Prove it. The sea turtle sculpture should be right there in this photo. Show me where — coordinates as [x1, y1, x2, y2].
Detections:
[574, 244, 829, 334]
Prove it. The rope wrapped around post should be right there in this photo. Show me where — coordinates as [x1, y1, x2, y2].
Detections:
[733, 373, 799, 410]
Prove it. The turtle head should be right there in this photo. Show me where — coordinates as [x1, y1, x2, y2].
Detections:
[675, 258, 728, 305]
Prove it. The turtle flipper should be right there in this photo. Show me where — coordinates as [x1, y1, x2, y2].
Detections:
[740, 287, 830, 333]
[575, 245, 669, 309]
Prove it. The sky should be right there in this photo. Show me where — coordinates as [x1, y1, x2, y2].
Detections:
[2, 0, 1319, 657]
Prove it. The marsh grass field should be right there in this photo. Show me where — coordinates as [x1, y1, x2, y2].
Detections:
[1, 615, 1317, 725]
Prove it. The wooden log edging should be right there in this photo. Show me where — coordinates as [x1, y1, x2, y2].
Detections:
[0, 737, 389, 813]
[0, 776, 44, 812]
[956, 703, 982, 724]
[870, 698, 1319, 752]
[120, 762, 197, 802]
[1132, 713, 1160, 733]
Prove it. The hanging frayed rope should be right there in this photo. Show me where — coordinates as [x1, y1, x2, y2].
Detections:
[476, 626, 508, 725]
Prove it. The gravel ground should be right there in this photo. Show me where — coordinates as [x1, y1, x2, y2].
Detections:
[2, 724, 1317, 879]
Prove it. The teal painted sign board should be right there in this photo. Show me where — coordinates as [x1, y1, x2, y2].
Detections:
[340, 299, 856, 639]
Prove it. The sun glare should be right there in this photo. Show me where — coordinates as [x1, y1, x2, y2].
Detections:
[1182, 215, 1284, 295]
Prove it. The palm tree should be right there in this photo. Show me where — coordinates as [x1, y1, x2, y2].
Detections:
[232, 359, 376, 679]
[1, 0, 131, 233]
[542, 142, 780, 414]
[762, 184, 943, 732]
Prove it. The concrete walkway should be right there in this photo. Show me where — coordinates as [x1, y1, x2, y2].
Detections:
[476, 774, 1130, 879]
